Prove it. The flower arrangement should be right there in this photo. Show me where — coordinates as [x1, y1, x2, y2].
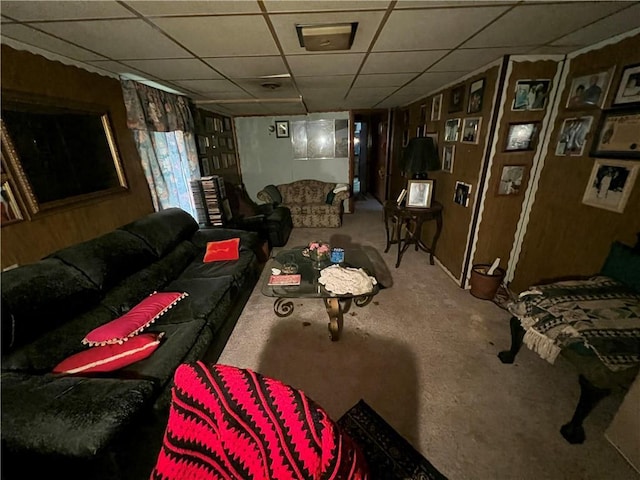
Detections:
[308, 241, 330, 260]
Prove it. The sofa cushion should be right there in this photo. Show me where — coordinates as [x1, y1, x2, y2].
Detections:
[83, 292, 188, 346]
[162, 277, 233, 321]
[53, 333, 164, 374]
[601, 241, 640, 292]
[180, 250, 256, 286]
[119, 207, 199, 258]
[1, 305, 116, 373]
[262, 184, 282, 204]
[50, 230, 156, 291]
[1, 372, 156, 458]
[1, 258, 102, 352]
[204, 238, 240, 262]
[100, 240, 197, 316]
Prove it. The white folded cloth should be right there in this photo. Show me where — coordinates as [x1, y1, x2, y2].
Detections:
[318, 264, 377, 295]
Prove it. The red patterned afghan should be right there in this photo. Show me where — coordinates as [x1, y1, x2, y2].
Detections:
[151, 362, 369, 479]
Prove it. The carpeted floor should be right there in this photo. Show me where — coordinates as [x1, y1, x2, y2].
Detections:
[216, 195, 638, 479]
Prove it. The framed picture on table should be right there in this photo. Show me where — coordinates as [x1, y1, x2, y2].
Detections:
[406, 179, 434, 208]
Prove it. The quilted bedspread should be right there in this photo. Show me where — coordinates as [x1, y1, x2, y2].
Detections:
[151, 361, 368, 479]
[509, 276, 640, 372]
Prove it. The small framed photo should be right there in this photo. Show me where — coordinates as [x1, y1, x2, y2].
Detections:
[566, 67, 614, 109]
[419, 104, 427, 124]
[406, 179, 434, 208]
[431, 94, 442, 121]
[448, 85, 465, 113]
[555, 116, 593, 156]
[454, 181, 472, 207]
[497, 165, 525, 196]
[614, 64, 640, 106]
[467, 78, 485, 114]
[275, 120, 289, 138]
[505, 122, 539, 151]
[461, 117, 482, 144]
[442, 145, 455, 173]
[512, 79, 551, 111]
[582, 159, 639, 213]
[591, 108, 640, 159]
[444, 118, 461, 142]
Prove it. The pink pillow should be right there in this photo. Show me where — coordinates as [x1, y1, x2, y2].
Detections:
[203, 238, 240, 262]
[54, 333, 164, 374]
[82, 291, 187, 346]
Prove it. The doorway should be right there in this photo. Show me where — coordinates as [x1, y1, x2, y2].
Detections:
[352, 110, 390, 207]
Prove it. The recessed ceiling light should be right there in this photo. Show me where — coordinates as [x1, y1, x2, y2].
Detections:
[296, 23, 358, 52]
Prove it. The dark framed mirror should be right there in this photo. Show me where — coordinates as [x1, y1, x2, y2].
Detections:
[0, 91, 128, 217]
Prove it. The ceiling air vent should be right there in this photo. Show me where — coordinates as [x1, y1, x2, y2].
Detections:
[296, 23, 358, 52]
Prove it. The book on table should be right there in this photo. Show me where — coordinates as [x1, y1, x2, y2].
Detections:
[268, 274, 301, 286]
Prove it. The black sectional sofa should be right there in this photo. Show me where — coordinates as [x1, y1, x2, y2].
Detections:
[1, 208, 262, 479]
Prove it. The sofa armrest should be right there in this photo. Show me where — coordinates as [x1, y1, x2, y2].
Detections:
[191, 228, 260, 252]
[332, 190, 350, 206]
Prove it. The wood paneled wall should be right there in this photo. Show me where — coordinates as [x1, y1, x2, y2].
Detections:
[1, 46, 153, 269]
[511, 34, 640, 291]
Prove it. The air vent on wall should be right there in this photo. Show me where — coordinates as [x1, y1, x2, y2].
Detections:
[296, 23, 358, 52]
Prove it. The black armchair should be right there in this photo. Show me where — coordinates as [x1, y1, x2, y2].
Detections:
[224, 182, 292, 248]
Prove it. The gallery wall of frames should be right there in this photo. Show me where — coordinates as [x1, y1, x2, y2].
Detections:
[392, 31, 640, 292]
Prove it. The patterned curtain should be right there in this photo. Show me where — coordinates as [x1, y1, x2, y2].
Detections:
[120, 79, 199, 217]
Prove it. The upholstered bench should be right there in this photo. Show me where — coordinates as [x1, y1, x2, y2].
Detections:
[498, 238, 640, 444]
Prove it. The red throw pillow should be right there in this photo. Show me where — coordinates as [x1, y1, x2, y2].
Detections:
[54, 333, 164, 374]
[203, 238, 240, 262]
[82, 291, 187, 346]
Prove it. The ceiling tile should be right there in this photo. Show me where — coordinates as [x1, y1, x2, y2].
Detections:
[300, 87, 349, 100]
[406, 71, 467, 89]
[209, 103, 271, 115]
[551, 4, 640, 47]
[296, 75, 354, 89]
[86, 59, 146, 76]
[1, 24, 105, 61]
[172, 79, 246, 94]
[287, 53, 366, 76]
[395, 1, 518, 7]
[35, 19, 191, 59]
[151, 16, 278, 57]
[525, 45, 576, 55]
[234, 79, 298, 98]
[264, 1, 390, 12]
[204, 56, 287, 78]
[374, 6, 510, 51]
[463, 2, 628, 48]
[0, 1, 134, 21]
[361, 50, 448, 74]
[269, 11, 386, 54]
[353, 73, 417, 88]
[129, 1, 261, 15]
[429, 47, 530, 72]
[190, 90, 254, 100]
[261, 103, 308, 115]
[347, 86, 399, 99]
[121, 58, 222, 80]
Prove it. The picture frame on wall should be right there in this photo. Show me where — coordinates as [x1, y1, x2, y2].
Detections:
[582, 159, 639, 213]
[442, 145, 455, 173]
[406, 179, 434, 208]
[467, 78, 485, 114]
[555, 116, 593, 156]
[613, 64, 640, 106]
[566, 67, 614, 109]
[444, 118, 461, 142]
[497, 165, 525, 196]
[1, 179, 24, 226]
[419, 104, 427, 124]
[448, 85, 465, 113]
[454, 181, 472, 207]
[505, 122, 539, 151]
[461, 117, 482, 144]
[431, 94, 442, 121]
[512, 79, 551, 111]
[591, 108, 640, 159]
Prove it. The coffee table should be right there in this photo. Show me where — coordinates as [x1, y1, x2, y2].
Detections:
[261, 246, 381, 341]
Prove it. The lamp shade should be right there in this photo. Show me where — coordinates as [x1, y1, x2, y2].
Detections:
[401, 137, 440, 177]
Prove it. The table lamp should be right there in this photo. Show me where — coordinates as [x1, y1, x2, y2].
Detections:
[400, 137, 440, 179]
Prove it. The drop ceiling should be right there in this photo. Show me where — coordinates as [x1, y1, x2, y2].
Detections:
[1, 1, 639, 116]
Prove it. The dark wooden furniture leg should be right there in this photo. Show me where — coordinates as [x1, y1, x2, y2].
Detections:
[498, 316, 525, 364]
[560, 374, 611, 444]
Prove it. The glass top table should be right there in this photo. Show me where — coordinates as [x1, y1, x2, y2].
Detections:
[261, 245, 381, 341]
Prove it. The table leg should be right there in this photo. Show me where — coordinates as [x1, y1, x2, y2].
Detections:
[324, 298, 344, 341]
[273, 298, 294, 317]
[430, 212, 443, 265]
[384, 211, 391, 253]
